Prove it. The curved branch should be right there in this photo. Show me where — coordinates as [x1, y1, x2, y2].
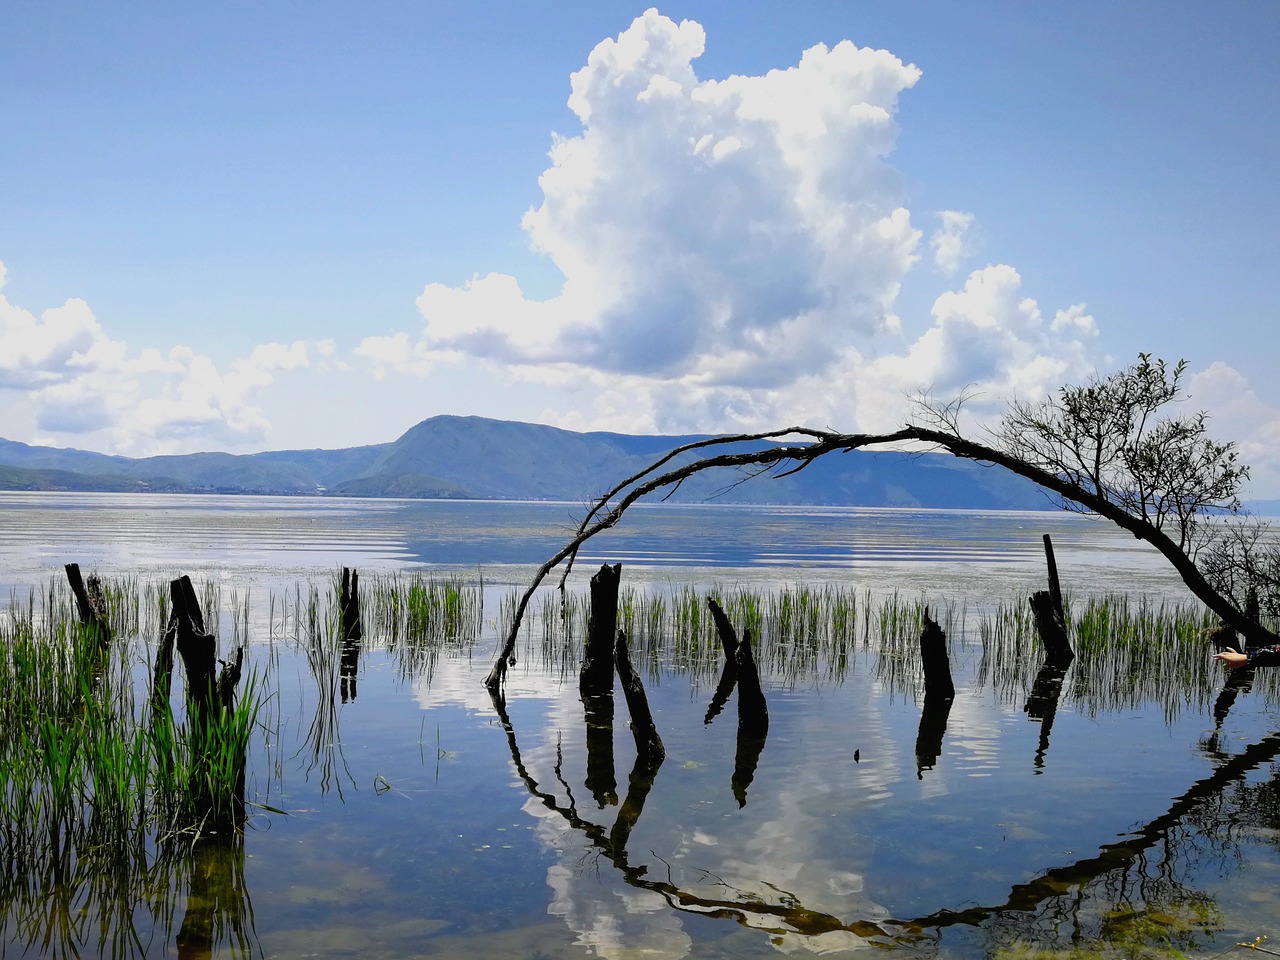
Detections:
[555, 427, 837, 593]
[485, 418, 1276, 690]
[483, 428, 914, 689]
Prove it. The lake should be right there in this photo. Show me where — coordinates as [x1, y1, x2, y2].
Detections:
[2, 492, 1278, 959]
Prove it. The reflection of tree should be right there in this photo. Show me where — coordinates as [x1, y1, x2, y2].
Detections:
[174, 830, 257, 960]
[1024, 661, 1068, 770]
[488, 688, 910, 946]
[0, 824, 259, 960]
[494, 682, 1280, 954]
[914, 694, 953, 778]
[903, 733, 1280, 950]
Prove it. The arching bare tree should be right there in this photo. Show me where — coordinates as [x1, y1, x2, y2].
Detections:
[485, 356, 1278, 690]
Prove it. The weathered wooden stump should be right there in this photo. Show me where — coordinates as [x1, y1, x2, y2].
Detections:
[704, 598, 740, 724]
[915, 608, 955, 778]
[580, 563, 622, 698]
[1031, 535, 1074, 666]
[919, 608, 954, 701]
[339, 567, 362, 702]
[735, 628, 769, 741]
[157, 575, 247, 824]
[615, 630, 664, 762]
[65, 562, 111, 648]
[340, 567, 363, 642]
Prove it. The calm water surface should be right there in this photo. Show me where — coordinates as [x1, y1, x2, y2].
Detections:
[2, 493, 1278, 959]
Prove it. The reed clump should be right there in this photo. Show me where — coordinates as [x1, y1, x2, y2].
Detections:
[0, 576, 265, 954]
[523, 580, 1238, 717]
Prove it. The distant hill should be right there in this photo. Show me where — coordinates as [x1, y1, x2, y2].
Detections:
[0, 416, 1061, 509]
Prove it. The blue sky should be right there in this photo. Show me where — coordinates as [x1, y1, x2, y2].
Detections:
[3, 2, 1279, 492]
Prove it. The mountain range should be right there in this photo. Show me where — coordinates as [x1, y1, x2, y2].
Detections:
[5, 414, 1274, 513]
[0, 415, 1059, 510]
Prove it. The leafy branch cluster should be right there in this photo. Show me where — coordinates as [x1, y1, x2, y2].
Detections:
[987, 355, 1248, 557]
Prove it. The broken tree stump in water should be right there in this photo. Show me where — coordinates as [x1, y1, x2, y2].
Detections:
[340, 567, 363, 642]
[157, 575, 247, 825]
[580, 563, 621, 698]
[704, 598, 740, 724]
[615, 630, 664, 763]
[915, 609, 955, 778]
[919, 608, 954, 701]
[735, 628, 769, 742]
[339, 567, 363, 701]
[65, 562, 111, 648]
[1031, 534, 1074, 666]
[731, 628, 768, 807]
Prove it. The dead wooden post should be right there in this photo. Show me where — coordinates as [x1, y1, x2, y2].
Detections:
[153, 594, 179, 717]
[581, 563, 620, 807]
[65, 562, 111, 648]
[172, 576, 218, 727]
[340, 567, 363, 642]
[1042, 534, 1063, 615]
[914, 609, 955, 778]
[735, 628, 769, 742]
[166, 575, 247, 822]
[919, 608, 954, 701]
[704, 598, 740, 724]
[615, 630, 664, 762]
[580, 563, 621, 697]
[339, 567, 362, 702]
[1031, 534, 1075, 666]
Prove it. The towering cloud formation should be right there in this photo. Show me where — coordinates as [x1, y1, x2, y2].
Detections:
[365, 12, 927, 411]
[363, 9, 1105, 435]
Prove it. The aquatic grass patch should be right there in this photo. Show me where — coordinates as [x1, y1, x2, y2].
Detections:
[0, 575, 269, 956]
[521, 579, 1236, 718]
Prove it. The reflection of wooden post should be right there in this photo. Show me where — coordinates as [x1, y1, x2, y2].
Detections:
[175, 831, 251, 960]
[915, 695, 952, 779]
[1024, 663, 1068, 769]
[1032, 535, 1074, 665]
[705, 598, 740, 724]
[580, 564, 621, 697]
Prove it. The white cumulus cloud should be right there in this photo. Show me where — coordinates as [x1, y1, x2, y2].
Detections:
[372, 8, 925, 411]
[0, 260, 325, 455]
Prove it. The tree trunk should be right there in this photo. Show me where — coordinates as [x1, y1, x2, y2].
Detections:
[340, 567, 363, 642]
[339, 567, 362, 702]
[919, 608, 954, 701]
[1031, 534, 1075, 666]
[615, 630, 664, 762]
[735, 628, 768, 741]
[704, 598, 740, 724]
[580, 563, 621, 698]
[65, 562, 110, 647]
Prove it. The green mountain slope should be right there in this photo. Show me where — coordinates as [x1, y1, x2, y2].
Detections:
[0, 416, 1055, 509]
